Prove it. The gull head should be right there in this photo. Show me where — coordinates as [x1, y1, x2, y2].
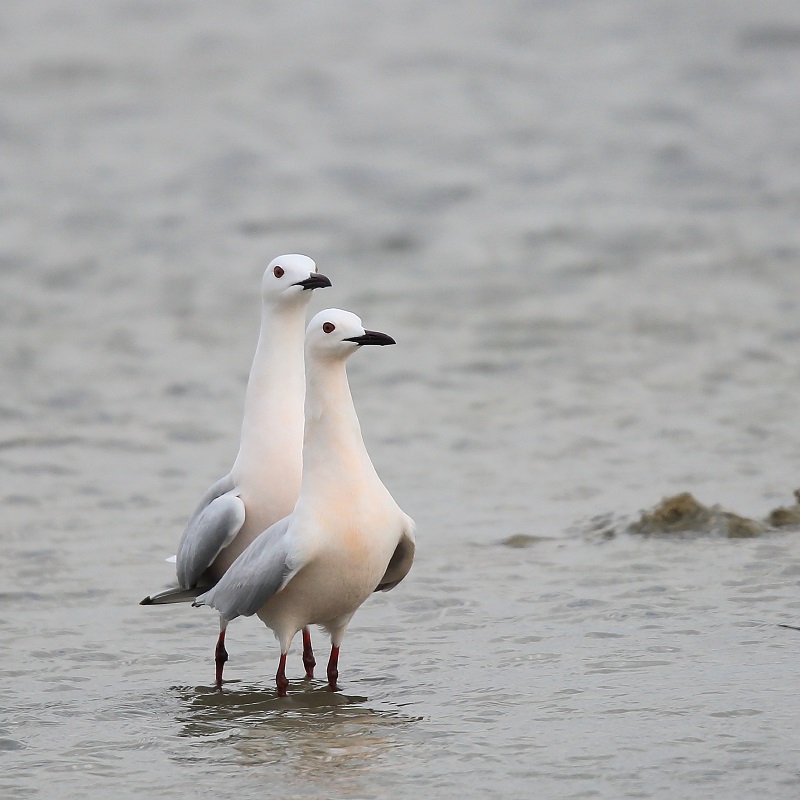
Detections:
[306, 308, 395, 362]
[261, 254, 331, 305]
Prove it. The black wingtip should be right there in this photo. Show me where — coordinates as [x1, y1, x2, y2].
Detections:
[139, 596, 153, 605]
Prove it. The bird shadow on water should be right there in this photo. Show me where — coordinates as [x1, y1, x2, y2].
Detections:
[172, 680, 419, 774]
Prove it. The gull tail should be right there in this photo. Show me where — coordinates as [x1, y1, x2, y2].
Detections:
[140, 586, 208, 605]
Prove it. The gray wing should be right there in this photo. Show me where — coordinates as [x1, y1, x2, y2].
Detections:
[193, 516, 294, 622]
[176, 475, 245, 589]
[186, 474, 236, 525]
[375, 531, 415, 592]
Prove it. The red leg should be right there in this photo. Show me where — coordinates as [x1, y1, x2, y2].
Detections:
[302, 627, 316, 678]
[214, 629, 228, 690]
[276, 652, 289, 697]
[326, 645, 340, 691]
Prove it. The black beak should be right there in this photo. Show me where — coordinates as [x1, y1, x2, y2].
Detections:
[344, 330, 396, 346]
[294, 273, 332, 290]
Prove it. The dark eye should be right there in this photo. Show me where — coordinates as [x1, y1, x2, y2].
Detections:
[273, 266, 284, 278]
[323, 322, 335, 334]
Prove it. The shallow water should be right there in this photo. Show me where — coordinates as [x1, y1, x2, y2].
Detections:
[3, 1, 800, 798]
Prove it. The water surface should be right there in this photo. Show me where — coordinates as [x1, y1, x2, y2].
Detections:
[3, 1, 800, 798]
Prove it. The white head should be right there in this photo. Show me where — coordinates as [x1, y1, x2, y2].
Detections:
[261, 254, 331, 305]
[306, 308, 396, 362]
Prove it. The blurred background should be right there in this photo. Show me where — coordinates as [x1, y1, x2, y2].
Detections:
[3, 2, 800, 798]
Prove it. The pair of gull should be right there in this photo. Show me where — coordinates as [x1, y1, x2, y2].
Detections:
[141, 255, 415, 696]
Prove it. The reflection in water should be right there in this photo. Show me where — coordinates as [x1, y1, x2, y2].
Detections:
[174, 682, 418, 788]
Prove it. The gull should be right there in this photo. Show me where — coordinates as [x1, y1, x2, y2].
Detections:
[141, 254, 331, 688]
[192, 308, 416, 696]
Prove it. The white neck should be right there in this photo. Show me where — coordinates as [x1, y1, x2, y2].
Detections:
[231, 300, 307, 491]
[300, 356, 377, 495]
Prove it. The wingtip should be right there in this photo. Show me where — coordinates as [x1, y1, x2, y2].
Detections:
[139, 596, 153, 605]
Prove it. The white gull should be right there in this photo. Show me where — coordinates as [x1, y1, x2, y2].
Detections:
[141, 254, 331, 688]
[193, 308, 416, 695]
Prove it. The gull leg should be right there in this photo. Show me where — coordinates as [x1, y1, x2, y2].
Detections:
[302, 627, 316, 678]
[276, 652, 289, 697]
[214, 622, 229, 690]
[326, 645, 340, 691]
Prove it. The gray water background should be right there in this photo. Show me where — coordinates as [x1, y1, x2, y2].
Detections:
[3, 1, 800, 797]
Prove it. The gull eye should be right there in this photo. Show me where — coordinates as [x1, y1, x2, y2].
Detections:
[323, 322, 336, 334]
[273, 265, 285, 278]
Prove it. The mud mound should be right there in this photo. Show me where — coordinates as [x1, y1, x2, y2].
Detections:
[629, 492, 766, 538]
[767, 489, 800, 528]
